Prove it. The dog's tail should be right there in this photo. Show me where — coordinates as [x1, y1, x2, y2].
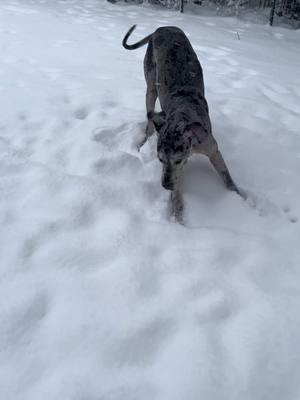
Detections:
[122, 25, 152, 50]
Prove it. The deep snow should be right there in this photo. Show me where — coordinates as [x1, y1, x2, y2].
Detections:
[0, 0, 300, 399]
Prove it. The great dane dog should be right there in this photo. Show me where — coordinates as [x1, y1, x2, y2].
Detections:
[122, 25, 243, 222]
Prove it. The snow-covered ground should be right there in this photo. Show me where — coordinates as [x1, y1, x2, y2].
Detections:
[1, 0, 300, 399]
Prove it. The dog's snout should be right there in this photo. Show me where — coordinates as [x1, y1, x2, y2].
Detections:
[162, 181, 174, 191]
[162, 175, 174, 191]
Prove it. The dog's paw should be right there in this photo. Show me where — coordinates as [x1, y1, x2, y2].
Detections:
[136, 136, 147, 152]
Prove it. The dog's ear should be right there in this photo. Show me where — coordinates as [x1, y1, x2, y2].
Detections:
[147, 111, 166, 132]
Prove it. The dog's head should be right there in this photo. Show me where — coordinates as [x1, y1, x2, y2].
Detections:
[148, 111, 192, 191]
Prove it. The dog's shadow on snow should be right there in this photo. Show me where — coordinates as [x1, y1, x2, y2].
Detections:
[183, 155, 228, 204]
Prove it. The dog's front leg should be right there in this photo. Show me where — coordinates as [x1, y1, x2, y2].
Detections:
[170, 190, 184, 224]
[209, 149, 246, 199]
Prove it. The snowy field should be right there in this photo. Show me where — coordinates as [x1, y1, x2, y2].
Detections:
[1, 0, 300, 399]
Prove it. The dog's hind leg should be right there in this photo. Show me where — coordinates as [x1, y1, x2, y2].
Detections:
[209, 149, 245, 198]
[138, 42, 157, 150]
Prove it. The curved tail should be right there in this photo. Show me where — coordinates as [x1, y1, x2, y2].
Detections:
[122, 25, 152, 50]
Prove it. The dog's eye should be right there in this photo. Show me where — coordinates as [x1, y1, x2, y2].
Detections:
[175, 160, 182, 165]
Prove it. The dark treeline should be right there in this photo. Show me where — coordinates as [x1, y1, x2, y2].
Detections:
[108, 0, 300, 27]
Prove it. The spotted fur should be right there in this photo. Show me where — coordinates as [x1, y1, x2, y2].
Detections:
[123, 25, 243, 222]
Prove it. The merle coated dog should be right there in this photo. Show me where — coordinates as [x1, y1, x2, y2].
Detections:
[122, 25, 243, 222]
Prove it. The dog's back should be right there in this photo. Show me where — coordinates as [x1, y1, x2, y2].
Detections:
[150, 27, 205, 98]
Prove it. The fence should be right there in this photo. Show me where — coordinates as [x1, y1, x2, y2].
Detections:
[110, 0, 300, 25]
